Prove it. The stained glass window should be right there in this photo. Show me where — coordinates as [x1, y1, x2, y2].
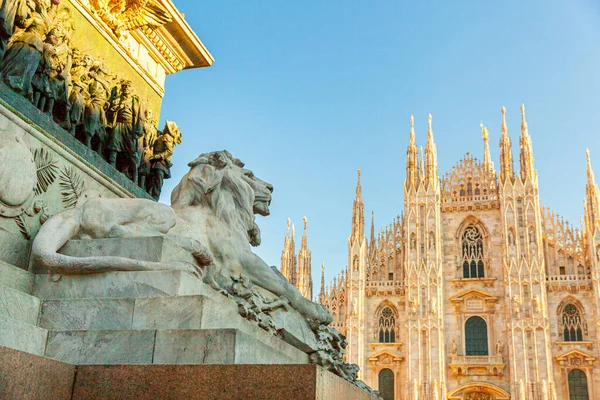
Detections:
[568, 369, 589, 400]
[378, 307, 395, 343]
[462, 225, 485, 278]
[465, 316, 488, 356]
[378, 369, 394, 400]
[562, 304, 584, 342]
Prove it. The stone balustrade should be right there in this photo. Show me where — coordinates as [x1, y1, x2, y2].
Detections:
[546, 274, 591, 292]
[365, 280, 405, 297]
[448, 354, 505, 377]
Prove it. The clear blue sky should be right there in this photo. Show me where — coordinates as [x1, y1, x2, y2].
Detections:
[159, 0, 600, 294]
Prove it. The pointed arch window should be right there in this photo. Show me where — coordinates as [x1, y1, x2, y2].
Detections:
[465, 316, 488, 356]
[378, 307, 396, 343]
[562, 303, 584, 342]
[568, 369, 589, 399]
[461, 225, 485, 278]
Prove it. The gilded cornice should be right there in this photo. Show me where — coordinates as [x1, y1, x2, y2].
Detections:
[69, 0, 213, 96]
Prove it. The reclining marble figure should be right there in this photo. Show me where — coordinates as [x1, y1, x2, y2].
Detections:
[32, 150, 333, 325]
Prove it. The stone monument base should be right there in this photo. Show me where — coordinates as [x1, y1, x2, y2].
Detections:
[0, 346, 373, 400]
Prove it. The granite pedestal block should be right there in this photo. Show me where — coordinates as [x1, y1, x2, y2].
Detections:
[0, 346, 374, 400]
[71, 364, 376, 400]
[0, 346, 75, 400]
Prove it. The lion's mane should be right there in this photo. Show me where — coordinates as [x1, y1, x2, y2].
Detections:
[171, 150, 257, 244]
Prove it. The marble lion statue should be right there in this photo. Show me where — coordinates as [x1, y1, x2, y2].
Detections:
[32, 150, 333, 324]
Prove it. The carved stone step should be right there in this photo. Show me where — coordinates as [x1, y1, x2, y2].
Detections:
[0, 282, 41, 325]
[44, 329, 308, 365]
[39, 295, 205, 331]
[0, 315, 48, 356]
[33, 270, 205, 300]
[38, 294, 309, 363]
[0, 259, 34, 294]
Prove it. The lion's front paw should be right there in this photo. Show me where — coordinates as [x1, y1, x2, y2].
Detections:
[193, 250, 213, 266]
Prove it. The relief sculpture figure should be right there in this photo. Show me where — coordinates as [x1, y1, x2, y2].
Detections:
[0, 10, 46, 98]
[0, 0, 32, 59]
[147, 119, 180, 200]
[105, 79, 144, 180]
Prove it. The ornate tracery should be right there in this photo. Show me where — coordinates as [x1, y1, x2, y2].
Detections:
[461, 225, 485, 279]
[561, 303, 585, 342]
[378, 307, 396, 343]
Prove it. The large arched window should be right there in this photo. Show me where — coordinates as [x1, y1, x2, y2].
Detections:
[562, 304, 584, 342]
[378, 307, 396, 343]
[465, 316, 488, 356]
[461, 225, 485, 279]
[378, 369, 394, 400]
[568, 369, 589, 399]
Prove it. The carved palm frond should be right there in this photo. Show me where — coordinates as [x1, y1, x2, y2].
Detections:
[14, 215, 31, 239]
[59, 167, 85, 209]
[33, 148, 59, 196]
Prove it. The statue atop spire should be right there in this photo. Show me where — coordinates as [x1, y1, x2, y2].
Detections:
[318, 262, 326, 304]
[520, 104, 528, 137]
[301, 216, 308, 250]
[585, 150, 600, 232]
[351, 167, 365, 242]
[499, 106, 514, 183]
[297, 216, 312, 300]
[406, 115, 419, 190]
[427, 113, 433, 141]
[481, 122, 494, 173]
[280, 218, 297, 285]
[480, 122, 489, 141]
[501, 106, 508, 137]
[519, 104, 535, 182]
[425, 114, 438, 188]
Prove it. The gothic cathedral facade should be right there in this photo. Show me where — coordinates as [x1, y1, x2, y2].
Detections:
[318, 106, 600, 400]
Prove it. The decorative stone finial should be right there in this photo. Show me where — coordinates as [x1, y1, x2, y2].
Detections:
[428, 114, 433, 136]
[303, 216, 308, 232]
[521, 104, 528, 135]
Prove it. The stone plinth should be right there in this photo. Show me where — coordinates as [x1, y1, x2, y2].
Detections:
[0, 346, 75, 400]
[57, 236, 197, 269]
[0, 346, 373, 400]
[71, 364, 374, 400]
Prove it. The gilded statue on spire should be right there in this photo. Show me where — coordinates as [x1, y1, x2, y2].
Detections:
[480, 122, 489, 140]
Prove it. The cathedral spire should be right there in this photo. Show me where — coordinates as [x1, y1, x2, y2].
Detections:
[301, 216, 308, 251]
[405, 115, 419, 190]
[318, 262, 325, 304]
[370, 211, 375, 245]
[519, 104, 535, 182]
[419, 146, 425, 183]
[499, 106, 514, 183]
[425, 114, 438, 188]
[351, 169, 365, 241]
[296, 216, 312, 300]
[585, 150, 600, 231]
[280, 218, 297, 285]
[480, 122, 494, 173]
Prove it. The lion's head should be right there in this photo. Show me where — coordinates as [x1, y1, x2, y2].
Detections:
[170, 150, 273, 246]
